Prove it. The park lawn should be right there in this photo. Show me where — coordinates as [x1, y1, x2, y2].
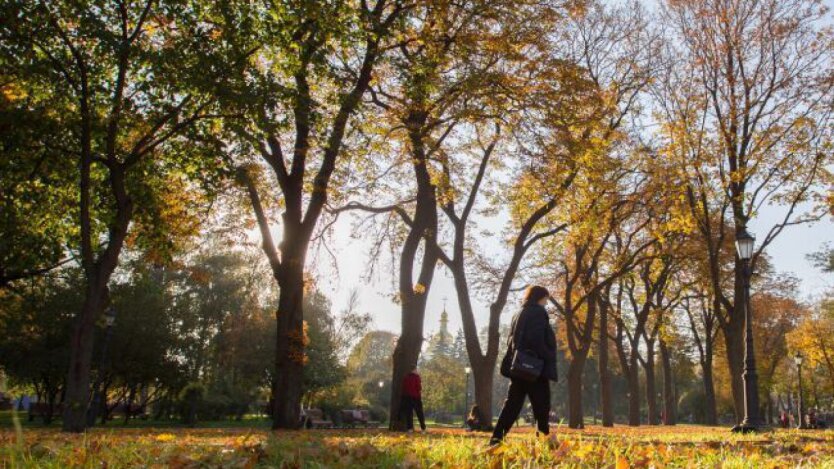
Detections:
[2, 424, 834, 468]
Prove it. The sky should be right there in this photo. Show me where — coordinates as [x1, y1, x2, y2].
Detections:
[308, 202, 833, 338]
[277, 0, 834, 339]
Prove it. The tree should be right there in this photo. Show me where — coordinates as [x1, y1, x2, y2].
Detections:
[327, 0, 562, 429]
[1, 0, 229, 431]
[0, 81, 75, 288]
[421, 354, 466, 416]
[681, 289, 721, 425]
[0, 272, 80, 423]
[786, 293, 834, 399]
[612, 254, 676, 426]
[658, 0, 834, 420]
[216, 0, 407, 429]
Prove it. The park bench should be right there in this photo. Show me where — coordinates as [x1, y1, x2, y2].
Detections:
[340, 409, 381, 428]
[303, 408, 333, 429]
[359, 409, 381, 428]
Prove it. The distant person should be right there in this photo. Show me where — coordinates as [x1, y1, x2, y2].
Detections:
[466, 405, 481, 431]
[779, 411, 789, 428]
[489, 285, 557, 446]
[401, 368, 426, 432]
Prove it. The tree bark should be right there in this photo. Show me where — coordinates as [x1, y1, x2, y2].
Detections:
[626, 357, 640, 426]
[703, 355, 718, 425]
[566, 353, 588, 429]
[659, 338, 676, 425]
[644, 340, 659, 425]
[722, 282, 745, 424]
[271, 250, 306, 429]
[389, 110, 439, 430]
[598, 293, 613, 427]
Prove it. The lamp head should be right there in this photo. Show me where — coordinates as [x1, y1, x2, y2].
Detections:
[794, 352, 804, 366]
[735, 229, 755, 260]
[378, 380, 384, 388]
[464, 366, 471, 374]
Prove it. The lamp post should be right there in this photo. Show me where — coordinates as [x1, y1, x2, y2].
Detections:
[87, 306, 117, 427]
[795, 353, 807, 429]
[464, 366, 471, 427]
[731, 229, 765, 433]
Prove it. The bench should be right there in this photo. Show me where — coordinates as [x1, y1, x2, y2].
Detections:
[303, 408, 333, 429]
[340, 409, 380, 428]
[360, 409, 381, 428]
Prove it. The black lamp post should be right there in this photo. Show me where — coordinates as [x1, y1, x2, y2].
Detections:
[795, 352, 807, 429]
[464, 366, 471, 426]
[731, 229, 765, 433]
[87, 306, 117, 427]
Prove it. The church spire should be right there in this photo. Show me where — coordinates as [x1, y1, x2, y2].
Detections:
[439, 297, 449, 337]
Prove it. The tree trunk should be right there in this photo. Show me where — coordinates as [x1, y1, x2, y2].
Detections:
[271, 256, 306, 429]
[389, 299, 430, 430]
[123, 385, 136, 426]
[598, 297, 613, 427]
[702, 355, 718, 425]
[626, 357, 640, 426]
[472, 361, 493, 430]
[645, 342, 659, 425]
[567, 352, 587, 429]
[62, 279, 107, 432]
[723, 264, 746, 422]
[450, 261, 494, 430]
[660, 339, 676, 425]
[389, 119, 438, 430]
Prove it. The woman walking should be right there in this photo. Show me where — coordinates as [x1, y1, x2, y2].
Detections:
[489, 285, 557, 446]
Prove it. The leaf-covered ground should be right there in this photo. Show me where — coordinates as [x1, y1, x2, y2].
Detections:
[2, 424, 834, 468]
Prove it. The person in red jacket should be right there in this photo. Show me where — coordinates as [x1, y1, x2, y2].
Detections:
[401, 369, 426, 431]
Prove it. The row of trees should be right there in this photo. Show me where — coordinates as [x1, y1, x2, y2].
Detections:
[0, 241, 371, 424]
[1, 0, 831, 431]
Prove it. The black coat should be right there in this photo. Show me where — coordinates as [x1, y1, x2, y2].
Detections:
[500, 304, 558, 381]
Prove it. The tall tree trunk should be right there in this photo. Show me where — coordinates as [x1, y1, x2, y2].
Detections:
[598, 295, 613, 427]
[450, 262, 494, 430]
[271, 250, 306, 429]
[471, 362, 493, 430]
[645, 341, 659, 425]
[660, 339, 676, 425]
[389, 115, 438, 430]
[723, 262, 747, 422]
[722, 310, 745, 423]
[63, 163, 132, 432]
[702, 354, 718, 425]
[567, 352, 588, 429]
[615, 323, 640, 426]
[626, 357, 640, 426]
[63, 282, 106, 432]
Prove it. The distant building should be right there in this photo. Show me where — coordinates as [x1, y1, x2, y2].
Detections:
[425, 305, 454, 359]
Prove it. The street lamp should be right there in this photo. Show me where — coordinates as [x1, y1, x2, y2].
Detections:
[464, 366, 471, 427]
[87, 306, 117, 427]
[732, 229, 765, 433]
[795, 352, 807, 429]
[378, 380, 384, 389]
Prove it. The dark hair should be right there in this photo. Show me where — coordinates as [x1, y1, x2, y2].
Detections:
[523, 285, 550, 306]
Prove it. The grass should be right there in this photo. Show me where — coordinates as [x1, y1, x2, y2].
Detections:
[2, 415, 834, 468]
